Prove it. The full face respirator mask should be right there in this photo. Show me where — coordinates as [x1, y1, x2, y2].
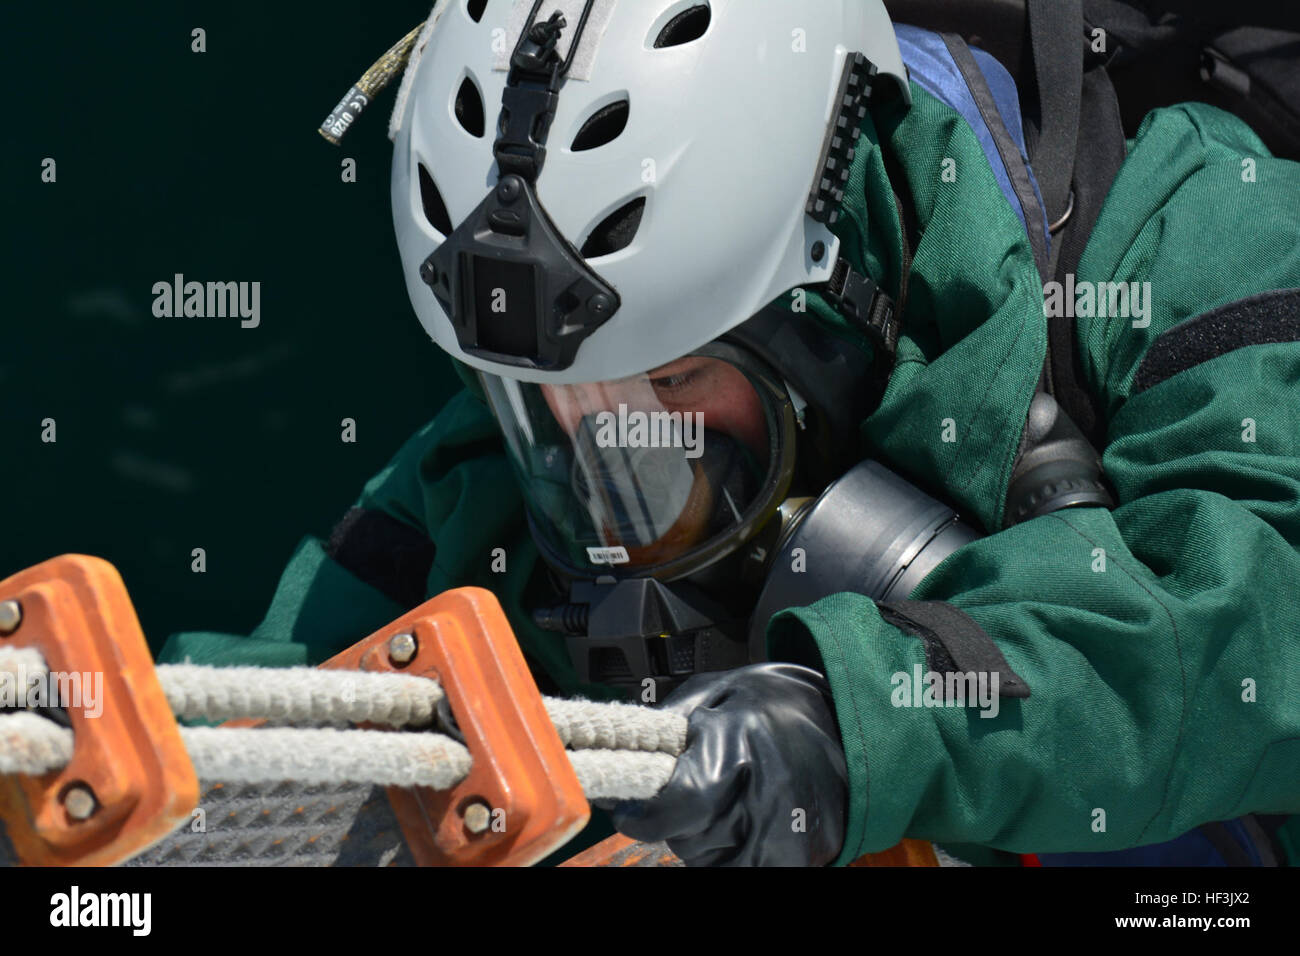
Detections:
[364, 1, 1107, 698]
[503, 305, 1108, 700]
[479, 303, 988, 699]
[567, 417, 763, 570]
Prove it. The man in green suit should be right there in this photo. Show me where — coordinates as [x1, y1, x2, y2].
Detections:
[160, 0, 1300, 866]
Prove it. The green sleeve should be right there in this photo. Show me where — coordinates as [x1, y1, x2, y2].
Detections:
[155, 386, 616, 700]
[155, 537, 406, 666]
[155, 389, 509, 668]
[771, 104, 1300, 865]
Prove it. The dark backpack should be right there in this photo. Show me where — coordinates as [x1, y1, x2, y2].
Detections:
[884, 0, 1300, 449]
[882, 0, 1298, 868]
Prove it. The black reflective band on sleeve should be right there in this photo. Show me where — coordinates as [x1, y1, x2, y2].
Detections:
[324, 507, 436, 609]
[1133, 288, 1300, 395]
[877, 600, 1031, 699]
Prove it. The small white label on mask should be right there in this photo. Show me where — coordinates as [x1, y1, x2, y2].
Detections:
[586, 546, 630, 565]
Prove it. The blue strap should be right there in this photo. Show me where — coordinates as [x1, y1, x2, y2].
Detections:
[1036, 818, 1278, 867]
[894, 25, 1051, 252]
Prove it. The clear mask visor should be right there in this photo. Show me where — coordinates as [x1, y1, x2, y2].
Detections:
[482, 352, 791, 577]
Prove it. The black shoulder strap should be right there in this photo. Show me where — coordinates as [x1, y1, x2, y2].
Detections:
[1046, 68, 1126, 449]
[325, 507, 436, 609]
[1024, 0, 1083, 236]
[1024, 0, 1128, 451]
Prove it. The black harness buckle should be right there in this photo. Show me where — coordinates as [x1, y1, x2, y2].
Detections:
[495, 80, 562, 182]
[825, 257, 900, 371]
[494, 11, 567, 182]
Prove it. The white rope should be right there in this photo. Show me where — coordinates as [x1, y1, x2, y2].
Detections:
[0, 712, 73, 775]
[2, 652, 683, 798]
[156, 664, 442, 728]
[0, 647, 48, 700]
[158, 664, 685, 754]
[0, 714, 470, 788]
[179, 725, 472, 788]
[544, 698, 686, 755]
[569, 749, 677, 801]
[0, 712, 671, 799]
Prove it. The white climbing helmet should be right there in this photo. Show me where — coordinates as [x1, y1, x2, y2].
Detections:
[390, 0, 910, 386]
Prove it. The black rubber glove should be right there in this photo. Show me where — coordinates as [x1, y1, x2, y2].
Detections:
[608, 662, 848, 866]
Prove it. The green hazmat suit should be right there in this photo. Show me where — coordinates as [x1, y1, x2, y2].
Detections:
[158, 86, 1300, 866]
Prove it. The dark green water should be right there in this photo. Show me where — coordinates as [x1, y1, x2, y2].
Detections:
[2, 3, 458, 652]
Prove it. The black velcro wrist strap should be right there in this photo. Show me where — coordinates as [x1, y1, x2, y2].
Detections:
[324, 507, 436, 610]
[1133, 287, 1300, 395]
[877, 600, 1031, 699]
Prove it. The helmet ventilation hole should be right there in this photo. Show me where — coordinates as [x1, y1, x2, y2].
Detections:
[418, 164, 454, 236]
[454, 76, 485, 137]
[652, 4, 711, 48]
[581, 197, 646, 258]
[466, 0, 487, 23]
[571, 99, 630, 151]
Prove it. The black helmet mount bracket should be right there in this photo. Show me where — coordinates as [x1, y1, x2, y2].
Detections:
[418, 0, 617, 372]
[420, 174, 620, 371]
